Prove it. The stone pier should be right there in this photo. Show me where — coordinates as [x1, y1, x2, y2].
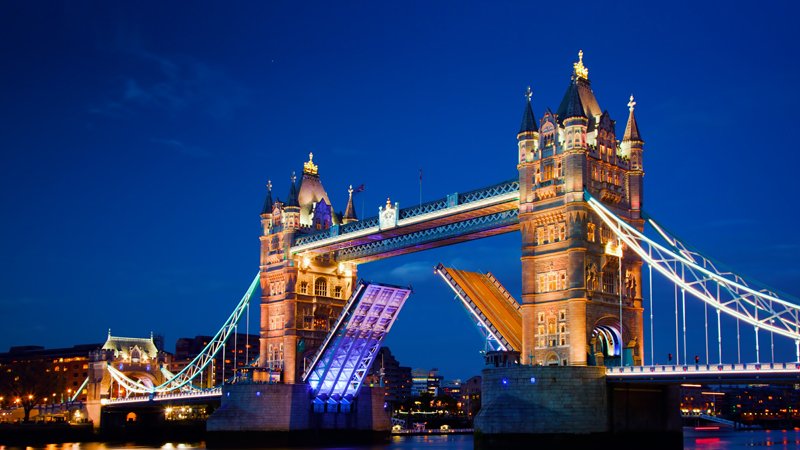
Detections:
[206, 383, 390, 447]
[475, 365, 682, 449]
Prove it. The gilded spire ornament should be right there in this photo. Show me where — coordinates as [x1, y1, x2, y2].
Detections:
[303, 152, 318, 175]
[573, 49, 589, 80]
[628, 95, 636, 112]
[525, 86, 533, 102]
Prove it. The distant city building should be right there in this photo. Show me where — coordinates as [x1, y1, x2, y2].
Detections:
[411, 368, 443, 397]
[0, 343, 102, 402]
[171, 333, 259, 387]
[440, 379, 462, 398]
[682, 384, 800, 425]
[366, 347, 411, 407]
[461, 375, 482, 418]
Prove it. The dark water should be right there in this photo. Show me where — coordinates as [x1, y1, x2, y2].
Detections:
[6, 430, 800, 450]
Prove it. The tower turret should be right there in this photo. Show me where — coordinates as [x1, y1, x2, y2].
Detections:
[283, 172, 300, 230]
[342, 185, 358, 224]
[261, 180, 274, 234]
[517, 87, 539, 164]
[622, 95, 644, 216]
[561, 69, 589, 196]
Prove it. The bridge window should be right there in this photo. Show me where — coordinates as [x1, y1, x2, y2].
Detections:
[547, 225, 555, 243]
[559, 271, 567, 290]
[315, 278, 327, 297]
[334, 286, 342, 298]
[538, 312, 545, 323]
[299, 281, 308, 294]
[558, 223, 566, 241]
[536, 227, 544, 245]
[603, 271, 618, 294]
[547, 272, 558, 292]
[587, 223, 596, 242]
[559, 309, 566, 321]
[543, 164, 553, 181]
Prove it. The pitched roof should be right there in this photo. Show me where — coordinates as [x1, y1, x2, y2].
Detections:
[343, 186, 357, 222]
[261, 182, 274, 215]
[102, 334, 159, 361]
[518, 95, 538, 134]
[556, 77, 602, 126]
[285, 173, 299, 207]
[557, 80, 587, 121]
[623, 98, 643, 142]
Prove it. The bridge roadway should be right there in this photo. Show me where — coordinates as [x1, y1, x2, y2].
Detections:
[606, 362, 800, 383]
[102, 362, 800, 407]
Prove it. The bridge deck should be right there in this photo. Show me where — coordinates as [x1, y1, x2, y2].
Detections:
[607, 362, 800, 383]
[303, 281, 412, 405]
[435, 264, 522, 352]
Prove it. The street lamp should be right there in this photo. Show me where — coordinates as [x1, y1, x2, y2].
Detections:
[606, 240, 624, 367]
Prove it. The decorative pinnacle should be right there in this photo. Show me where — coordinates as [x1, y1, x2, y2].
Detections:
[525, 86, 533, 102]
[291, 171, 297, 183]
[628, 95, 636, 113]
[573, 49, 589, 80]
[303, 151, 318, 175]
[267, 180, 272, 192]
[348, 184, 353, 197]
[386, 197, 392, 208]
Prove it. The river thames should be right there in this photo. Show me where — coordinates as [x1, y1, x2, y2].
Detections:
[4, 429, 800, 450]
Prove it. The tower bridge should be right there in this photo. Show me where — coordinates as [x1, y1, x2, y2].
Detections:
[84, 51, 800, 446]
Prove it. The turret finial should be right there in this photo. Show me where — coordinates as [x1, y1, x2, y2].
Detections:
[267, 180, 272, 192]
[303, 152, 318, 175]
[628, 95, 636, 113]
[291, 171, 297, 183]
[348, 185, 354, 196]
[525, 86, 532, 102]
[573, 49, 589, 80]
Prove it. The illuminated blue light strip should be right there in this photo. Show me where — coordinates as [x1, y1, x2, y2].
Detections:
[305, 282, 411, 402]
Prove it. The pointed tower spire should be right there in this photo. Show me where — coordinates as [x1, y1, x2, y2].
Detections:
[623, 95, 643, 142]
[518, 86, 538, 134]
[562, 81, 586, 120]
[286, 172, 299, 207]
[342, 185, 358, 224]
[261, 180, 274, 215]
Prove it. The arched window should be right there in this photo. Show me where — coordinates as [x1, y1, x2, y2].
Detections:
[314, 278, 327, 297]
[334, 286, 342, 298]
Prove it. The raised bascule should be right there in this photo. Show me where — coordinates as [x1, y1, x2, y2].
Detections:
[85, 51, 800, 447]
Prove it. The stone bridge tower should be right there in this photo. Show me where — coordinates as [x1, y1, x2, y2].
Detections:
[517, 51, 645, 367]
[258, 154, 358, 384]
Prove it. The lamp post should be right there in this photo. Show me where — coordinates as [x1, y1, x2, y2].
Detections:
[606, 240, 624, 367]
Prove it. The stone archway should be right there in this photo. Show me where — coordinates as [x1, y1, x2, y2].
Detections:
[590, 317, 622, 367]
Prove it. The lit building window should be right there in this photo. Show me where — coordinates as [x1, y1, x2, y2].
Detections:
[536, 227, 544, 245]
[314, 277, 327, 296]
[547, 225, 555, 243]
[587, 222, 595, 242]
[558, 223, 566, 241]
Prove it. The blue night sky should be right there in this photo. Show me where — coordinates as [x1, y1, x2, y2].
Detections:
[2, 2, 799, 381]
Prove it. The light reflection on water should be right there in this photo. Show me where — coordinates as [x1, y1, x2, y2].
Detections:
[7, 430, 800, 450]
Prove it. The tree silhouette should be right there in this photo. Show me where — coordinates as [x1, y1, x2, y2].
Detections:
[0, 359, 65, 422]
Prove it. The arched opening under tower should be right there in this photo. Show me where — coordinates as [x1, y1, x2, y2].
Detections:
[591, 322, 621, 367]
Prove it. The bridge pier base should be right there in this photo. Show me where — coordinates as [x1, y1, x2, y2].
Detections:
[474, 366, 682, 449]
[206, 383, 390, 448]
